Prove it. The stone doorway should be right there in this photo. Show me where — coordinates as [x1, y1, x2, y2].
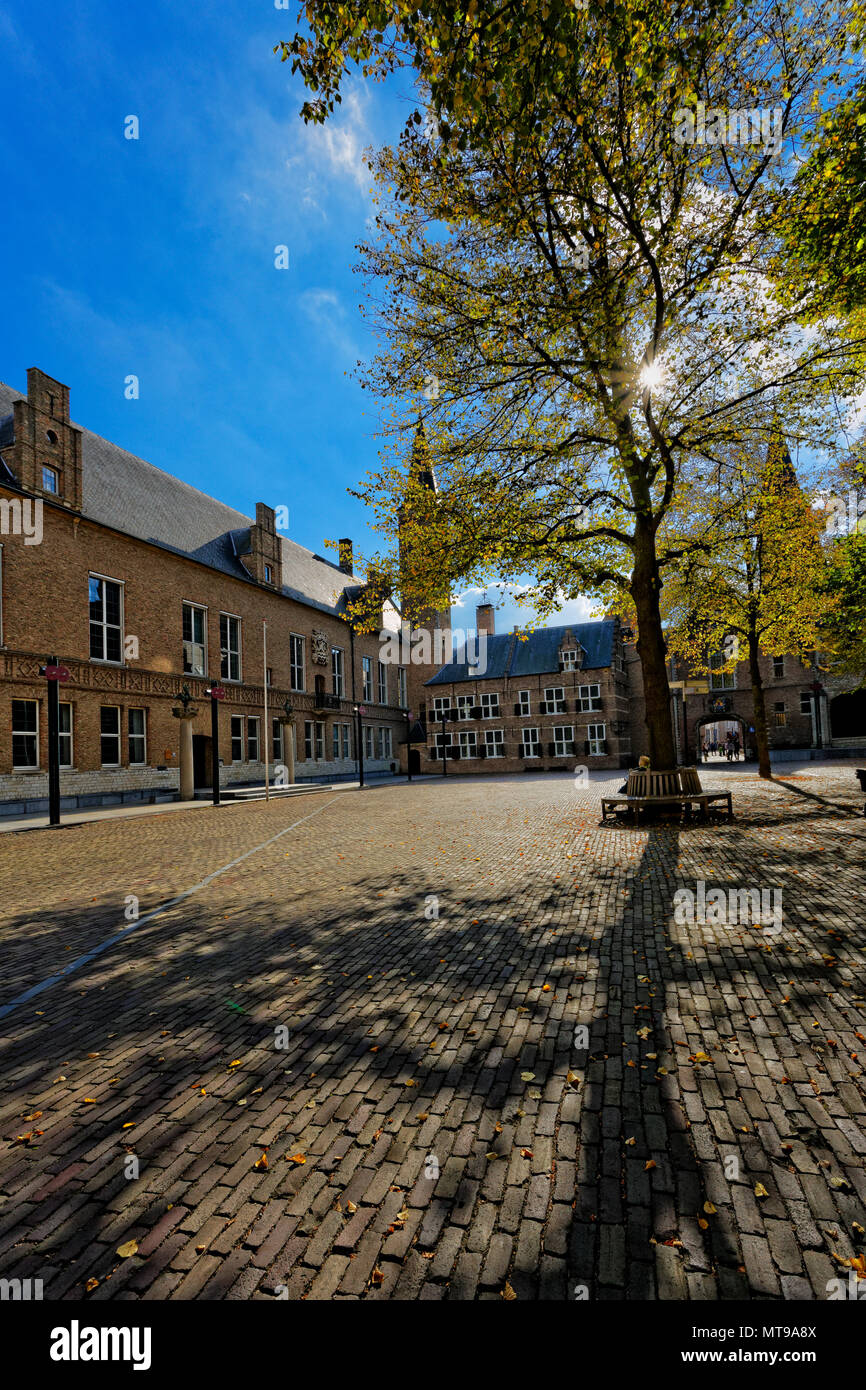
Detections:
[192, 734, 213, 789]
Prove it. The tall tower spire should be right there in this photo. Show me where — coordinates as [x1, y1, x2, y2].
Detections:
[398, 418, 451, 634]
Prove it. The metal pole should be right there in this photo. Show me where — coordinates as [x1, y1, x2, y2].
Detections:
[682, 693, 689, 766]
[263, 620, 270, 800]
[46, 656, 60, 826]
[441, 713, 447, 777]
[356, 707, 365, 788]
[406, 711, 413, 782]
[211, 693, 221, 806]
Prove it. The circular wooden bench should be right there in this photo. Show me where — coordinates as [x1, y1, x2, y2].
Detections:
[601, 766, 733, 824]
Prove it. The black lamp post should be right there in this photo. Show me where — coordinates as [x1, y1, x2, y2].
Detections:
[205, 682, 225, 805]
[405, 709, 413, 782]
[353, 704, 365, 788]
[440, 712, 447, 777]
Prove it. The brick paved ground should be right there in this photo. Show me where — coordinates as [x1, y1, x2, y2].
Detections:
[0, 763, 864, 1301]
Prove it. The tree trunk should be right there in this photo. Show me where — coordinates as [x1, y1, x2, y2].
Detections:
[631, 526, 677, 769]
[748, 631, 772, 779]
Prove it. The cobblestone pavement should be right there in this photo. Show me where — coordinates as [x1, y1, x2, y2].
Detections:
[0, 764, 864, 1301]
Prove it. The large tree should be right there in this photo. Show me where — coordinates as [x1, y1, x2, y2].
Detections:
[818, 447, 866, 686]
[281, 1, 864, 766]
[661, 432, 830, 778]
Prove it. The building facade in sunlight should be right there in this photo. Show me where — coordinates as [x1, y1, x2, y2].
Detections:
[0, 368, 431, 815]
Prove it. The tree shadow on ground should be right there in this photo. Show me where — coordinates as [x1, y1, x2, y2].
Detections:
[0, 795, 864, 1301]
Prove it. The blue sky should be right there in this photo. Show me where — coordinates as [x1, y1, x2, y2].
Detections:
[0, 0, 593, 636]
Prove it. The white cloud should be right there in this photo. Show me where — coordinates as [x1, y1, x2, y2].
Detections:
[453, 583, 597, 632]
[299, 287, 363, 366]
[315, 90, 373, 191]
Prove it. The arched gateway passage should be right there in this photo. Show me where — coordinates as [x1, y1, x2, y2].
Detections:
[693, 713, 753, 763]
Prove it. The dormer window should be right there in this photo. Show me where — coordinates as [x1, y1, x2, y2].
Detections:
[559, 648, 580, 671]
[264, 564, 273, 584]
[42, 465, 59, 493]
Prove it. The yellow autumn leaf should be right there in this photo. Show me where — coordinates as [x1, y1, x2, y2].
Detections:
[116, 1240, 139, 1258]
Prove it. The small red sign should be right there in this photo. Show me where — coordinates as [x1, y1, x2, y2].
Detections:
[44, 664, 70, 683]
[358, 705, 367, 716]
[209, 685, 226, 700]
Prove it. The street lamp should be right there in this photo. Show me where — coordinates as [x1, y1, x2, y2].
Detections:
[353, 703, 365, 788]
[405, 708, 414, 782]
[205, 681, 226, 805]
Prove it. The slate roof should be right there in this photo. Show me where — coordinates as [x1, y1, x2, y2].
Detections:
[425, 620, 615, 685]
[0, 381, 366, 618]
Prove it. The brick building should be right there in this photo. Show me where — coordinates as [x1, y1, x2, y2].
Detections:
[0, 368, 421, 816]
[418, 608, 864, 775]
[420, 607, 633, 772]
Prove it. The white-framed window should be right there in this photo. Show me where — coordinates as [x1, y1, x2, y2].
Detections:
[331, 647, 345, 697]
[220, 613, 242, 683]
[341, 723, 351, 759]
[587, 722, 606, 755]
[182, 602, 207, 676]
[363, 725, 375, 759]
[576, 683, 602, 712]
[272, 719, 283, 763]
[560, 649, 580, 670]
[543, 685, 566, 712]
[517, 690, 531, 716]
[290, 634, 305, 691]
[315, 722, 325, 760]
[377, 661, 388, 704]
[773, 655, 785, 680]
[247, 716, 260, 762]
[230, 715, 244, 762]
[772, 701, 787, 728]
[100, 705, 121, 766]
[458, 729, 476, 758]
[480, 692, 500, 717]
[800, 693, 813, 716]
[397, 666, 408, 708]
[333, 722, 352, 759]
[266, 667, 273, 687]
[264, 564, 273, 584]
[377, 727, 393, 759]
[89, 574, 123, 663]
[456, 694, 474, 720]
[59, 702, 73, 767]
[362, 656, 373, 702]
[434, 730, 452, 753]
[128, 708, 147, 765]
[42, 464, 59, 493]
[553, 724, 575, 756]
[485, 728, 504, 757]
[522, 727, 540, 757]
[432, 695, 451, 719]
[709, 652, 735, 689]
[12, 698, 38, 768]
[304, 719, 314, 760]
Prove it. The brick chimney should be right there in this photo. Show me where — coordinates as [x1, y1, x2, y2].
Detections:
[338, 538, 353, 574]
[247, 503, 282, 589]
[5, 368, 82, 511]
[476, 602, 495, 636]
